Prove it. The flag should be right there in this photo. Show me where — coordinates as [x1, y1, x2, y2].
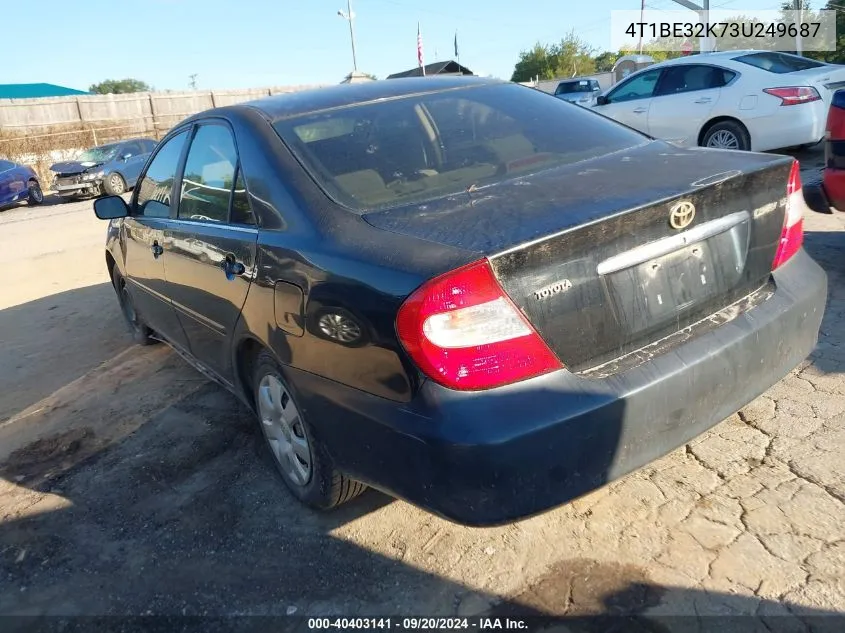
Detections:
[454, 31, 459, 59]
[417, 22, 425, 75]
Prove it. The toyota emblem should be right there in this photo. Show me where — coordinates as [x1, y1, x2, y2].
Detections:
[669, 200, 696, 230]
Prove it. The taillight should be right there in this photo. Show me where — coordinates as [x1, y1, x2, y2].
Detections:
[763, 87, 821, 106]
[772, 160, 804, 269]
[396, 260, 562, 391]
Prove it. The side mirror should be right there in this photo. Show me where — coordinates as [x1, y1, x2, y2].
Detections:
[94, 195, 129, 220]
[596, 95, 610, 106]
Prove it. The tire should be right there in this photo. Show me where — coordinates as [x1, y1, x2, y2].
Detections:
[252, 350, 366, 510]
[112, 267, 156, 345]
[103, 173, 126, 196]
[701, 120, 750, 152]
[27, 180, 43, 205]
[805, 181, 833, 214]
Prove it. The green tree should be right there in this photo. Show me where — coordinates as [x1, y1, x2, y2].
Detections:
[89, 79, 152, 94]
[511, 31, 595, 82]
[594, 51, 620, 72]
[511, 42, 558, 82]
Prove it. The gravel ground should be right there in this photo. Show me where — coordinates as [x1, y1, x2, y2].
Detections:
[0, 153, 843, 627]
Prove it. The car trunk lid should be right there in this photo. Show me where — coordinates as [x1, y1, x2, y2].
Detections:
[366, 141, 794, 372]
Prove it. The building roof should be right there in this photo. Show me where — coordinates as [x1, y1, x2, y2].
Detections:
[0, 83, 89, 99]
[386, 60, 474, 79]
[239, 76, 499, 121]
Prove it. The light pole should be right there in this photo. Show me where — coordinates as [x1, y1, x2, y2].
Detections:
[669, 0, 711, 53]
[337, 0, 358, 72]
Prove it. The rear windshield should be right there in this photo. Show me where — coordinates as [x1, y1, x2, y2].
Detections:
[272, 83, 647, 213]
[734, 51, 825, 74]
[555, 80, 596, 94]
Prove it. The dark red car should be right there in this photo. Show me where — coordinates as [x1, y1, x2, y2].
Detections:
[823, 88, 845, 210]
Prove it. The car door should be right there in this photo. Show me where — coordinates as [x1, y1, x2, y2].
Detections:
[162, 121, 258, 381]
[593, 68, 663, 133]
[0, 160, 16, 205]
[647, 64, 729, 146]
[122, 129, 191, 350]
[118, 141, 148, 187]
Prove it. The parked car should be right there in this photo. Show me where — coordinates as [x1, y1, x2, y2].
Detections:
[592, 50, 845, 152]
[823, 88, 845, 211]
[51, 138, 157, 199]
[93, 77, 826, 526]
[553, 78, 602, 107]
[0, 159, 42, 207]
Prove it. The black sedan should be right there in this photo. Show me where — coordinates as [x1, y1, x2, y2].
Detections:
[93, 77, 826, 526]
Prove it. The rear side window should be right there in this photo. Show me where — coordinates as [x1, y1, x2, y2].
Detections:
[655, 65, 734, 95]
[273, 83, 647, 213]
[135, 130, 189, 218]
[178, 124, 238, 223]
[734, 52, 825, 73]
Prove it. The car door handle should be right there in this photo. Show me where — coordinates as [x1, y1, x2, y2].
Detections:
[694, 98, 712, 104]
[633, 107, 647, 114]
[223, 254, 245, 279]
[151, 241, 163, 258]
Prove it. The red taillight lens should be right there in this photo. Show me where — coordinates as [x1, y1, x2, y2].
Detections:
[772, 160, 804, 269]
[396, 259, 562, 391]
[763, 86, 821, 106]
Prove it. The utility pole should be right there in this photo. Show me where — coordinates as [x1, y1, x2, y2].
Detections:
[188, 74, 198, 90]
[638, 0, 645, 54]
[338, 0, 358, 72]
[795, 0, 804, 56]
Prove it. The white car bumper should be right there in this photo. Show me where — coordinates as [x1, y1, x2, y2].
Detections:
[746, 100, 827, 152]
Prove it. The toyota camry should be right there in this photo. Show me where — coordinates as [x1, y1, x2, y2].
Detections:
[93, 77, 827, 526]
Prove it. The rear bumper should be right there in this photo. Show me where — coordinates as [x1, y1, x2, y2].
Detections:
[292, 250, 827, 525]
[823, 167, 845, 211]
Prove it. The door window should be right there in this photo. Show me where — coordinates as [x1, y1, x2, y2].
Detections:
[134, 130, 189, 217]
[607, 69, 662, 103]
[178, 124, 238, 224]
[121, 141, 143, 157]
[655, 65, 732, 96]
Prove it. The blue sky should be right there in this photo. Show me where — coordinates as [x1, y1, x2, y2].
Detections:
[11, 0, 787, 91]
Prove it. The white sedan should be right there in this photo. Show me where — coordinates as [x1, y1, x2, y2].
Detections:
[592, 50, 845, 152]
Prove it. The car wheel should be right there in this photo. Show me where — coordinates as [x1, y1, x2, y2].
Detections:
[701, 120, 750, 151]
[104, 173, 126, 196]
[27, 180, 44, 205]
[112, 268, 156, 345]
[252, 351, 366, 509]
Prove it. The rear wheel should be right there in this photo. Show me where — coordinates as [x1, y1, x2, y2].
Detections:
[104, 173, 126, 196]
[701, 120, 750, 152]
[252, 351, 366, 509]
[112, 268, 156, 345]
[27, 180, 43, 205]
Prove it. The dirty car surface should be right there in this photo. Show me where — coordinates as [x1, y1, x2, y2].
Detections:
[93, 77, 827, 526]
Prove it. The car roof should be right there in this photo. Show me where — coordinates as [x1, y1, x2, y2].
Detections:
[653, 50, 817, 68]
[239, 76, 504, 121]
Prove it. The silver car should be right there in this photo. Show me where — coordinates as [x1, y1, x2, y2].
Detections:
[554, 79, 601, 107]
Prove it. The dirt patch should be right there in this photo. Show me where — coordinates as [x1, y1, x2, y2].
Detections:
[491, 559, 664, 616]
[0, 427, 99, 485]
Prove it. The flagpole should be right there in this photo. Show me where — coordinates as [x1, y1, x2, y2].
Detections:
[455, 30, 460, 66]
[418, 22, 425, 76]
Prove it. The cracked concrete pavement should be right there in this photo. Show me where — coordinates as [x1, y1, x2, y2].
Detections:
[0, 154, 843, 620]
